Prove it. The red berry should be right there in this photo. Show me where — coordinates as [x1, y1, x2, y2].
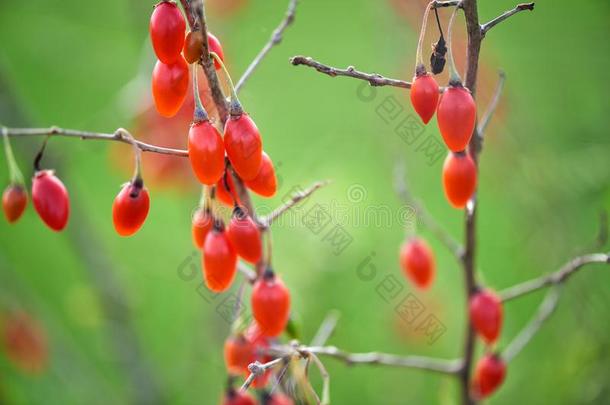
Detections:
[224, 334, 255, 375]
[399, 238, 435, 289]
[216, 174, 241, 207]
[410, 73, 439, 124]
[152, 56, 189, 118]
[244, 152, 277, 197]
[1, 311, 48, 374]
[32, 170, 70, 231]
[469, 289, 503, 344]
[265, 393, 294, 405]
[227, 208, 262, 264]
[221, 390, 258, 405]
[472, 354, 506, 399]
[150, 1, 186, 64]
[188, 120, 225, 185]
[203, 224, 237, 292]
[251, 271, 291, 337]
[112, 182, 150, 236]
[207, 32, 225, 70]
[442, 151, 477, 209]
[437, 85, 477, 152]
[192, 208, 213, 249]
[2, 184, 27, 223]
[224, 113, 263, 181]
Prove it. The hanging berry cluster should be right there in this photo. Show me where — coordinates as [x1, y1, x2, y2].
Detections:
[149, 1, 291, 398]
[400, 3, 505, 399]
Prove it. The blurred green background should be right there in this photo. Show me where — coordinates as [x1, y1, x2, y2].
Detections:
[1, 0, 609, 403]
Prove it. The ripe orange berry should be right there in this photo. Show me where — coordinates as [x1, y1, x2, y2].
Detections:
[227, 207, 262, 264]
[251, 270, 291, 337]
[399, 237, 435, 289]
[152, 56, 189, 118]
[224, 113, 263, 181]
[442, 151, 477, 209]
[203, 222, 237, 292]
[192, 208, 213, 249]
[2, 184, 27, 223]
[188, 119, 225, 185]
[410, 73, 440, 124]
[244, 152, 277, 197]
[472, 354, 506, 399]
[437, 85, 477, 151]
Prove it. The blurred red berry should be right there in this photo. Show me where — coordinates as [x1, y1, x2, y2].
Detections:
[251, 270, 291, 337]
[2, 184, 27, 223]
[221, 389, 258, 405]
[1, 311, 48, 374]
[470, 289, 503, 344]
[399, 237, 435, 289]
[207, 33, 225, 70]
[472, 353, 506, 399]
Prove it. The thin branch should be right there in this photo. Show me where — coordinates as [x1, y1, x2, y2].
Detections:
[191, 0, 229, 122]
[394, 162, 463, 261]
[290, 56, 413, 89]
[259, 180, 329, 229]
[237, 261, 257, 284]
[502, 286, 561, 362]
[240, 357, 291, 392]
[305, 346, 462, 375]
[481, 3, 535, 36]
[178, 0, 196, 30]
[477, 71, 506, 135]
[499, 253, 610, 302]
[235, 0, 299, 93]
[310, 354, 330, 405]
[2, 126, 188, 157]
[432, 0, 461, 8]
[310, 310, 340, 347]
[460, 1, 483, 403]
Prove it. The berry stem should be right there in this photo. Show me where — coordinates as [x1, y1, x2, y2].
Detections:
[415, 1, 434, 71]
[33, 135, 50, 172]
[1, 127, 25, 185]
[116, 128, 143, 186]
[211, 52, 243, 116]
[192, 65, 209, 122]
[446, 2, 463, 84]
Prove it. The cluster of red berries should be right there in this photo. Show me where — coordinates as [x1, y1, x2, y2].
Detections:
[2, 168, 71, 232]
[150, 1, 224, 117]
[150, 1, 294, 396]
[1, 147, 151, 237]
[398, 7, 505, 399]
